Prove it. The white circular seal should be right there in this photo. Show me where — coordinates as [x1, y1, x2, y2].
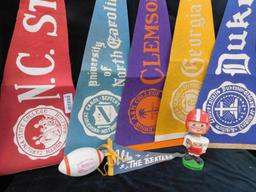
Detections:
[203, 81, 256, 136]
[78, 90, 121, 140]
[13, 105, 69, 160]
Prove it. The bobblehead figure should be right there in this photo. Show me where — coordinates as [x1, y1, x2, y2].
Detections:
[182, 109, 210, 171]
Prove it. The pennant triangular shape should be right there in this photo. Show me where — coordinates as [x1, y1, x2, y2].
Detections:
[114, 0, 171, 147]
[64, 0, 130, 155]
[0, 0, 75, 175]
[196, 0, 256, 149]
[155, 0, 215, 145]
[107, 139, 183, 175]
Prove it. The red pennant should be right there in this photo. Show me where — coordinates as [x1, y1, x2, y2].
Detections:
[0, 0, 74, 175]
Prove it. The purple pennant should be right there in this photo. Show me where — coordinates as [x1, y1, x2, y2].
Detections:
[115, 0, 171, 146]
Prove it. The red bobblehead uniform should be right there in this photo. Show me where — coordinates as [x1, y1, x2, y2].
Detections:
[183, 134, 209, 156]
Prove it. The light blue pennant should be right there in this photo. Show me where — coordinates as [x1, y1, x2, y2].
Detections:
[65, 0, 130, 154]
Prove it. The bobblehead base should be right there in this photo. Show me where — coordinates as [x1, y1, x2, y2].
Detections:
[182, 156, 204, 171]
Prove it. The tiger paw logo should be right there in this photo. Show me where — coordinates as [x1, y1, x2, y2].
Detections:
[203, 81, 256, 136]
[13, 106, 69, 160]
[128, 89, 161, 134]
[171, 80, 201, 123]
[78, 90, 121, 140]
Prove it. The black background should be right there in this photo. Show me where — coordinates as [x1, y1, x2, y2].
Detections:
[0, 0, 226, 86]
[1, 1, 256, 192]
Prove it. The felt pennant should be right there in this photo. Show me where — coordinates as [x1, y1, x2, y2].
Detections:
[0, 0, 75, 175]
[107, 139, 183, 176]
[58, 137, 183, 177]
[196, 0, 256, 149]
[114, 0, 171, 147]
[64, 0, 130, 155]
[155, 0, 215, 144]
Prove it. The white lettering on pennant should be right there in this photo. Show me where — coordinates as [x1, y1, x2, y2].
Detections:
[126, 159, 143, 168]
[103, 0, 126, 88]
[15, 0, 60, 103]
[216, 1, 252, 76]
[181, 4, 205, 78]
[182, 58, 205, 78]
[16, 49, 55, 76]
[238, 0, 253, 7]
[23, 14, 57, 36]
[228, 31, 248, 51]
[104, 1, 121, 49]
[15, 78, 60, 103]
[29, 0, 56, 12]
[216, 54, 251, 76]
[226, 8, 251, 29]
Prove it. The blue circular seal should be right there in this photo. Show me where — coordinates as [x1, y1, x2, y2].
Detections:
[78, 90, 121, 140]
[203, 82, 256, 136]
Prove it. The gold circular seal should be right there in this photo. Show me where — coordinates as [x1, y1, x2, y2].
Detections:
[170, 80, 201, 123]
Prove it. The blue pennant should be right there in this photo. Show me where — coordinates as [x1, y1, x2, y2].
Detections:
[112, 142, 183, 175]
[197, 0, 256, 146]
[65, 0, 130, 154]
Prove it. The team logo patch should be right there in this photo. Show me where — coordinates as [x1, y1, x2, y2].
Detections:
[128, 89, 161, 134]
[171, 80, 201, 123]
[78, 90, 121, 140]
[13, 105, 69, 160]
[203, 81, 256, 136]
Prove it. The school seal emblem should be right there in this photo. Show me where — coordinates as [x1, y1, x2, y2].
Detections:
[13, 105, 69, 160]
[78, 90, 120, 140]
[171, 80, 201, 123]
[203, 81, 256, 136]
[128, 89, 161, 134]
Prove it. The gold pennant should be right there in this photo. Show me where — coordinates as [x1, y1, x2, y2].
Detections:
[155, 0, 215, 143]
